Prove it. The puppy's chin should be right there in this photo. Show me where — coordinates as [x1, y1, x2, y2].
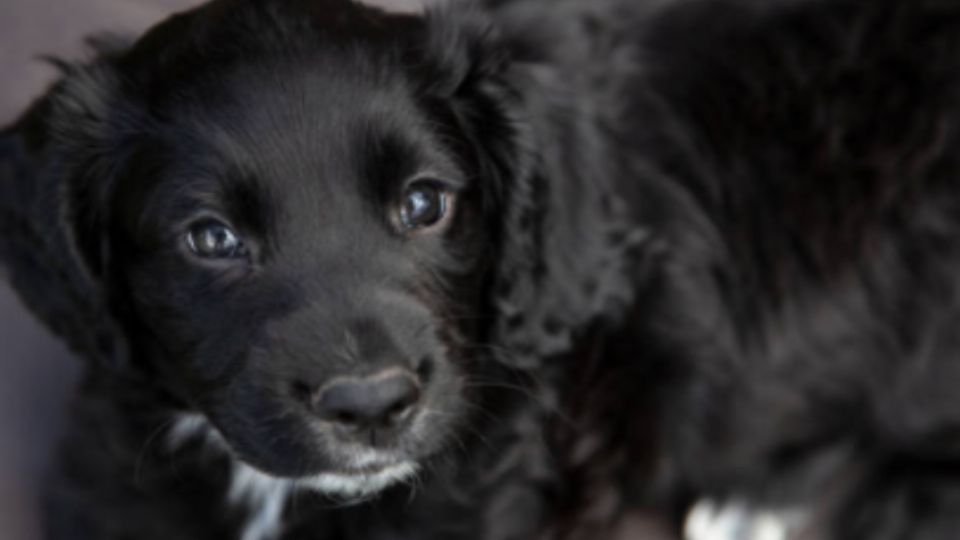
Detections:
[231, 458, 420, 501]
[167, 413, 419, 500]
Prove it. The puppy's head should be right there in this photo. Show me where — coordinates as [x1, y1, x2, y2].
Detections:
[4, 0, 637, 500]
[4, 0, 532, 498]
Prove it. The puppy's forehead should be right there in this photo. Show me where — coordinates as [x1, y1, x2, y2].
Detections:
[186, 61, 422, 176]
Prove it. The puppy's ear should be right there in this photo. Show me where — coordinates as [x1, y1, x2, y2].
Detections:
[0, 52, 132, 368]
[418, 5, 530, 202]
[422, 7, 651, 369]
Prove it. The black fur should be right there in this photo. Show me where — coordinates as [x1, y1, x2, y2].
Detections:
[3, 0, 960, 539]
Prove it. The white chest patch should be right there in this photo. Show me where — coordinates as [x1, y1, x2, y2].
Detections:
[229, 462, 293, 540]
[684, 499, 809, 540]
[168, 413, 418, 540]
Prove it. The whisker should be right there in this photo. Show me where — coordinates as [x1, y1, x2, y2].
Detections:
[133, 416, 179, 488]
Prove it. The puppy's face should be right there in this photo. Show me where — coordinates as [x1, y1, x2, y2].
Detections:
[69, 1, 511, 497]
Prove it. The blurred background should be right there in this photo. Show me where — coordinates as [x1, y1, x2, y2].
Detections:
[0, 1, 421, 538]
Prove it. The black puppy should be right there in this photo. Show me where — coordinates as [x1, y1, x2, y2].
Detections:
[4, 0, 960, 539]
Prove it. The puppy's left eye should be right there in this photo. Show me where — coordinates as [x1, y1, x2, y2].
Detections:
[185, 220, 247, 259]
[400, 180, 449, 231]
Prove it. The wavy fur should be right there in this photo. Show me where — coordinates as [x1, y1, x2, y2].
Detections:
[3, 0, 960, 539]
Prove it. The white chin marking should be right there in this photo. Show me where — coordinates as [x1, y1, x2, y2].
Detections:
[168, 413, 419, 540]
[296, 462, 419, 498]
[228, 458, 418, 540]
[229, 458, 419, 501]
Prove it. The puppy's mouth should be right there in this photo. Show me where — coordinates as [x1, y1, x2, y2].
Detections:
[307, 440, 422, 497]
[291, 461, 420, 498]
[168, 413, 420, 498]
[229, 449, 420, 501]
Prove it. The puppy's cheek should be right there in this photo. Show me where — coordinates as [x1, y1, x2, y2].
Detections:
[411, 356, 470, 451]
[204, 376, 335, 476]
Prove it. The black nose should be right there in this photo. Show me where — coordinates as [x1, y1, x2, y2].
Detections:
[314, 370, 421, 428]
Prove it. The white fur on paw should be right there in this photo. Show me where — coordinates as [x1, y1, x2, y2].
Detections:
[684, 499, 808, 540]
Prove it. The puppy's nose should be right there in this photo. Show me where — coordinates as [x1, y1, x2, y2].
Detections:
[314, 370, 421, 428]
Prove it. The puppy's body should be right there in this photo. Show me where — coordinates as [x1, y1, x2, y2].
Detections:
[628, 2, 960, 538]
[4, 0, 960, 539]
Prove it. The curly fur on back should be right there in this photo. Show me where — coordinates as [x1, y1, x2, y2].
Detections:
[4, 0, 960, 539]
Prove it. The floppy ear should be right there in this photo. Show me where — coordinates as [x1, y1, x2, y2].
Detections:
[0, 51, 132, 368]
[422, 7, 651, 369]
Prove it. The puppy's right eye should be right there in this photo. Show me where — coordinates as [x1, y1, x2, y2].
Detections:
[399, 180, 449, 231]
[185, 220, 247, 259]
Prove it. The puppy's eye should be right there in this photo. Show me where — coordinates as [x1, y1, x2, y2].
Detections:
[400, 181, 448, 231]
[185, 220, 246, 259]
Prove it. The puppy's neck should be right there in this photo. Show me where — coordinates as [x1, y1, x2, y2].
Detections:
[169, 414, 289, 540]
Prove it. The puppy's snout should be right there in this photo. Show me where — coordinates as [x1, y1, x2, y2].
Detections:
[313, 370, 421, 429]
